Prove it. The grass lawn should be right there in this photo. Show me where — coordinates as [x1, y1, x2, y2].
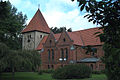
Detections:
[1, 72, 107, 80]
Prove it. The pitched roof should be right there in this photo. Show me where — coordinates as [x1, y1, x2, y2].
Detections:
[36, 36, 48, 50]
[36, 27, 103, 50]
[68, 27, 103, 46]
[22, 9, 50, 33]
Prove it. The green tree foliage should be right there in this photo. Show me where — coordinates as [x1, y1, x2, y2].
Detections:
[0, 43, 9, 72]
[72, 0, 120, 80]
[0, 1, 27, 50]
[50, 27, 72, 34]
[0, 43, 41, 77]
[52, 64, 92, 79]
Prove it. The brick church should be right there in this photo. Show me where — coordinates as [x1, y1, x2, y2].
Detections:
[22, 9, 105, 71]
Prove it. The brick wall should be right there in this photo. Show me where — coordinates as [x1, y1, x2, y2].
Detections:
[41, 31, 105, 71]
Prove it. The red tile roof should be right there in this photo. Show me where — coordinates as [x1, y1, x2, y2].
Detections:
[22, 9, 50, 33]
[68, 27, 103, 46]
[78, 27, 102, 46]
[36, 36, 48, 50]
[36, 27, 103, 50]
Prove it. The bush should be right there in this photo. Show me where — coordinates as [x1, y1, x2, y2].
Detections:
[52, 64, 92, 79]
[101, 69, 105, 74]
[92, 70, 102, 74]
[42, 69, 54, 73]
[38, 70, 43, 75]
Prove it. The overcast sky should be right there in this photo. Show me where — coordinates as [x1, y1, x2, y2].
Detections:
[4, 0, 99, 31]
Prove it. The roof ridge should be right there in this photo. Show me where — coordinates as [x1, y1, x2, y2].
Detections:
[71, 27, 100, 33]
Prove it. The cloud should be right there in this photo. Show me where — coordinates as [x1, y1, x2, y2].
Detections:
[42, 0, 96, 31]
[3, 0, 97, 31]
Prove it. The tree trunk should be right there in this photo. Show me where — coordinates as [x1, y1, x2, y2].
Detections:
[12, 67, 15, 80]
[0, 72, 1, 80]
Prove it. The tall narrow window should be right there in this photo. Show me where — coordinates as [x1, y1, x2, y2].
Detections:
[90, 64, 93, 70]
[51, 65, 54, 69]
[48, 65, 50, 69]
[65, 48, 68, 60]
[48, 49, 50, 61]
[50, 40, 52, 44]
[52, 49, 54, 61]
[61, 48, 64, 60]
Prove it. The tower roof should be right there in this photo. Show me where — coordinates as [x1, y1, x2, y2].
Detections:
[22, 9, 50, 33]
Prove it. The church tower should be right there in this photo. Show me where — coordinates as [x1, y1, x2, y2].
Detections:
[22, 9, 50, 50]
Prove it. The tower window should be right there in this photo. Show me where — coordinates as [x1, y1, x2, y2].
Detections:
[30, 35, 31, 38]
[27, 39, 30, 42]
[40, 35, 42, 38]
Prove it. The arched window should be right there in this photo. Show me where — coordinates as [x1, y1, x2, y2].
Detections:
[51, 65, 54, 69]
[90, 64, 93, 70]
[48, 49, 50, 61]
[52, 49, 54, 61]
[61, 48, 64, 60]
[65, 48, 68, 60]
[48, 65, 50, 69]
[50, 40, 52, 43]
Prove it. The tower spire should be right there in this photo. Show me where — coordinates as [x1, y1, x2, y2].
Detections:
[38, 4, 40, 9]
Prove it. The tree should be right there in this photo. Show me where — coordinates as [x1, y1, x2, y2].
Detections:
[51, 27, 72, 34]
[0, 43, 9, 73]
[72, 0, 120, 80]
[0, 1, 27, 50]
[0, 44, 41, 79]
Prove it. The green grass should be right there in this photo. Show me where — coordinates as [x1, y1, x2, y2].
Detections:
[1, 72, 107, 80]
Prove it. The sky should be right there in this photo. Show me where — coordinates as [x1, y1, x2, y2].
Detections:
[4, 0, 98, 31]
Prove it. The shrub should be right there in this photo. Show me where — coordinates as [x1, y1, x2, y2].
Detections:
[92, 70, 102, 74]
[42, 69, 54, 73]
[38, 70, 43, 75]
[101, 69, 105, 74]
[52, 64, 92, 79]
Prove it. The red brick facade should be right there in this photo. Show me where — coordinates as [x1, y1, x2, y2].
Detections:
[39, 30, 105, 71]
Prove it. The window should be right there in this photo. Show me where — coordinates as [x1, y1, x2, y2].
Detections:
[27, 39, 30, 42]
[30, 35, 31, 38]
[65, 48, 68, 60]
[27, 35, 31, 42]
[52, 49, 54, 61]
[63, 38, 66, 42]
[92, 52, 95, 56]
[40, 35, 42, 38]
[50, 40, 52, 43]
[48, 49, 50, 61]
[90, 64, 93, 70]
[28, 35, 31, 39]
[51, 65, 54, 69]
[61, 48, 64, 60]
[48, 65, 50, 69]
